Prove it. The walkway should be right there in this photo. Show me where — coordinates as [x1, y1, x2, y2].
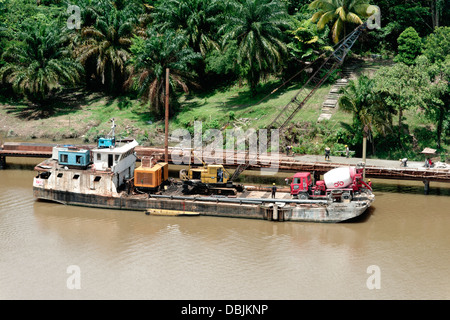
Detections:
[2, 142, 449, 184]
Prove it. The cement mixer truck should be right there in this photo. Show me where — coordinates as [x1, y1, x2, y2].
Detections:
[287, 166, 372, 202]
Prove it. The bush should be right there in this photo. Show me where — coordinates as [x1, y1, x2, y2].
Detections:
[394, 27, 422, 65]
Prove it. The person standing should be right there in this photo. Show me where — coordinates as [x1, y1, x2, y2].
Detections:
[345, 145, 350, 158]
[271, 183, 277, 199]
[325, 147, 331, 161]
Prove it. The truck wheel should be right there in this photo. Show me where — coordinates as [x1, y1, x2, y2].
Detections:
[299, 193, 309, 200]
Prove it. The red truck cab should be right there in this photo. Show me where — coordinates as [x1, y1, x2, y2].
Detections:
[290, 172, 312, 198]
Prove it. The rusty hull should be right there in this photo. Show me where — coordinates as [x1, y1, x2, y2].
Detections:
[32, 186, 373, 223]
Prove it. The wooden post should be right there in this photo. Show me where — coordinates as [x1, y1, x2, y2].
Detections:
[423, 180, 430, 195]
[165, 68, 169, 163]
[362, 135, 367, 179]
[362, 126, 368, 180]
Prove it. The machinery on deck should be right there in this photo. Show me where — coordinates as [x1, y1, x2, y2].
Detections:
[134, 157, 170, 192]
[287, 166, 372, 202]
[179, 150, 244, 196]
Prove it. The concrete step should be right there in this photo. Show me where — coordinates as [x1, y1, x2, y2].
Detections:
[317, 113, 332, 122]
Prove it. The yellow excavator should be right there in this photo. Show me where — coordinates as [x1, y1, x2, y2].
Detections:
[179, 150, 243, 196]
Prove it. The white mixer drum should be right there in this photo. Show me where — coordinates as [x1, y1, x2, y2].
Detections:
[324, 167, 355, 189]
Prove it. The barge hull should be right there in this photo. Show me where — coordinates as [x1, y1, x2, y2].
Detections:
[33, 187, 371, 223]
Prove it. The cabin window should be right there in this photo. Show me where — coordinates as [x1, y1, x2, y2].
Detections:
[60, 154, 68, 163]
[40, 172, 51, 179]
[97, 153, 101, 161]
[73, 174, 80, 180]
[193, 171, 201, 180]
[115, 154, 120, 162]
[94, 176, 101, 182]
[57, 173, 63, 178]
[76, 155, 82, 164]
[293, 177, 300, 184]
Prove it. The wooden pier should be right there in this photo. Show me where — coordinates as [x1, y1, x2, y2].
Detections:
[1, 142, 450, 186]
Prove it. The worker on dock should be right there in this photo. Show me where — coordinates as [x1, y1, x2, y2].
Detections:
[345, 145, 350, 158]
[399, 158, 408, 167]
[271, 183, 277, 198]
[325, 147, 331, 161]
[286, 145, 293, 156]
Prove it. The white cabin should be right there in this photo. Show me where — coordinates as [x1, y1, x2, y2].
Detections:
[91, 139, 138, 186]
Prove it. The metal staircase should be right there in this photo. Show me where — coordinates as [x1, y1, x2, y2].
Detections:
[269, 23, 367, 131]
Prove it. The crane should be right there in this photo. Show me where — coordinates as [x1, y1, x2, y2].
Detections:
[269, 23, 367, 131]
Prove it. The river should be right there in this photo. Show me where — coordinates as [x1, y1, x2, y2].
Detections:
[1, 157, 450, 300]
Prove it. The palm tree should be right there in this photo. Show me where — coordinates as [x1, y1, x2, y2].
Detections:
[0, 22, 83, 110]
[125, 28, 201, 117]
[151, 0, 222, 87]
[338, 75, 392, 153]
[152, 0, 221, 58]
[309, 0, 377, 43]
[220, 0, 292, 96]
[75, 0, 137, 93]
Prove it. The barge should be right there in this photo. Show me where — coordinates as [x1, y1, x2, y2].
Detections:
[33, 132, 374, 223]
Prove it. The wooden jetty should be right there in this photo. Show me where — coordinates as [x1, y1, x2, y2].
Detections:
[1, 142, 450, 189]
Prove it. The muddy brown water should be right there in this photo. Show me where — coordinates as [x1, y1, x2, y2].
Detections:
[1, 157, 450, 300]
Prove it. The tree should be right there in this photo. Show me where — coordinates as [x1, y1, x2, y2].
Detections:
[125, 29, 201, 117]
[287, 17, 332, 63]
[421, 27, 450, 148]
[220, 0, 292, 96]
[415, 55, 449, 150]
[394, 27, 422, 65]
[338, 75, 391, 153]
[0, 22, 83, 111]
[422, 26, 450, 66]
[309, 0, 377, 44]
[152, 0, 221, 58]
[373, 62, 434, 147]
[428, 0, 446, 29]
[75, 0, 138, 93]
[151, 0, 223, 87]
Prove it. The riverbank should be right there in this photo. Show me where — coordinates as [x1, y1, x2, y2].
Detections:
[0, 58, 447, 162]
[0, 78, 334, 147]
[0, 89, 164, 145]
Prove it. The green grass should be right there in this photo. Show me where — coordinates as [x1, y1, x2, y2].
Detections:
[170, 79, 337, 132]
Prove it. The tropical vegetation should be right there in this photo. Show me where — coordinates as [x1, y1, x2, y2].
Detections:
[0, 0, 449, 160]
